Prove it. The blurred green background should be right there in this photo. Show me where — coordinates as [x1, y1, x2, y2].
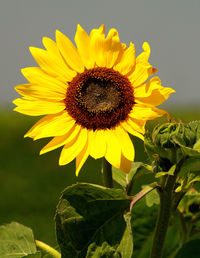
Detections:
[1, 107, 200, 247]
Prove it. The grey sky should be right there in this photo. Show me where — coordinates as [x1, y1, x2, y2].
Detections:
[1, 0, 200, 107]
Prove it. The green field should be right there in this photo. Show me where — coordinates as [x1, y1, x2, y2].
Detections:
[1, 107, 200, 248]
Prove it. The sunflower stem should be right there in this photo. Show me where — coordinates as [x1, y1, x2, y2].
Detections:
[150, 176, 176, 258]
[102, 158, 113, 188]
[150, 157, 186, 258]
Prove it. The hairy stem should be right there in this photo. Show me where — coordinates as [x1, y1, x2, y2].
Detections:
[150, 157, 187, 258]
[150, 175, 177, 258]
[102, 158, 113, 188]
[35, 240, 61, 258]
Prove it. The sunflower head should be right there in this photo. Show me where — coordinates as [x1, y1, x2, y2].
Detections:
[13, 24, 175, 175]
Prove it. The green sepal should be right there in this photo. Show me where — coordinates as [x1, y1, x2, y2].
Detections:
[0, 222, 39, 258]
[189, 120, 200, 140]
[55, 183, 133, 257]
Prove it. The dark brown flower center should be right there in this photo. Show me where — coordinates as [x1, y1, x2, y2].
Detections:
[65, 67, 134, 130]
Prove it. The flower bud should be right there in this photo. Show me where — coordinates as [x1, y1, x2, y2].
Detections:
[144, 121, 200, 168]
[152, 122, 196, 149]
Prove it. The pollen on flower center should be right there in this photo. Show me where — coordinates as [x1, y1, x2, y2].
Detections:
[65, 67, 135, 130]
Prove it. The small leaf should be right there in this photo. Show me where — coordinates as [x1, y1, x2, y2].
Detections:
[155, 164, 176, 178]
[175, 239, 200, 258]
[0, 222, 37, 258]
[55, 183, 132, 257]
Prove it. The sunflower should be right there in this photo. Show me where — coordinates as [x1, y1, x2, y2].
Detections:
[13, 25, 175, 175]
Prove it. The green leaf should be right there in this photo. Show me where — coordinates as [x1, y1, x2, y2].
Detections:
[142, 187, 159, 207]
[131, 198, 158, 257]
[116, 212, 133, 258]
[180, 157, 200, 176]
[126, 162, 154, 195]
[155, 164, 176, 178]
[127, 162, 153, 184]
[22, 252, 41, 258]
[175, 239, 200, 258]
[163, 216, 181, 258]
[55, 183, 133, 257]
[0, 222, 38, 258]
[112, 166, 127, 188]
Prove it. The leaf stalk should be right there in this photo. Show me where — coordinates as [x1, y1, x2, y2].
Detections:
[35, 240, 61, 258]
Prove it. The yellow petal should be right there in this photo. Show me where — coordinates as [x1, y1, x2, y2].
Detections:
[120, 154, 132, 174]
[15, 83, 66, 101]
[76, 137, 90, 176]
[112, 126, 135, 161]
[105, 130, 122, 169]
[136, 42, 151, 63]
[29, 47, 76, 81]
[59, 128, 88, 166]
[89, 24, 105, 67]
[114, 42, 136, 75]
[21, 67, 67, 91]
[74, 24, 94, 69]
[56, 30, 84, 73]
[43, 36, 80, 76]
[129, 103, 169, 120]
[128, 42, 157, 87]
[129, 64, 157, 88]
[42, 37, 61, 56]
[121, 121, 144, 141]
[90, 26, 123, 68]
[150, 105, 170, 119]
[25, 111, 75, 140]
[134, 77, 176, 106]
[40, 124, 81, 154]
[89, 129, 107, 159]
[13, 97, 65, 116]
